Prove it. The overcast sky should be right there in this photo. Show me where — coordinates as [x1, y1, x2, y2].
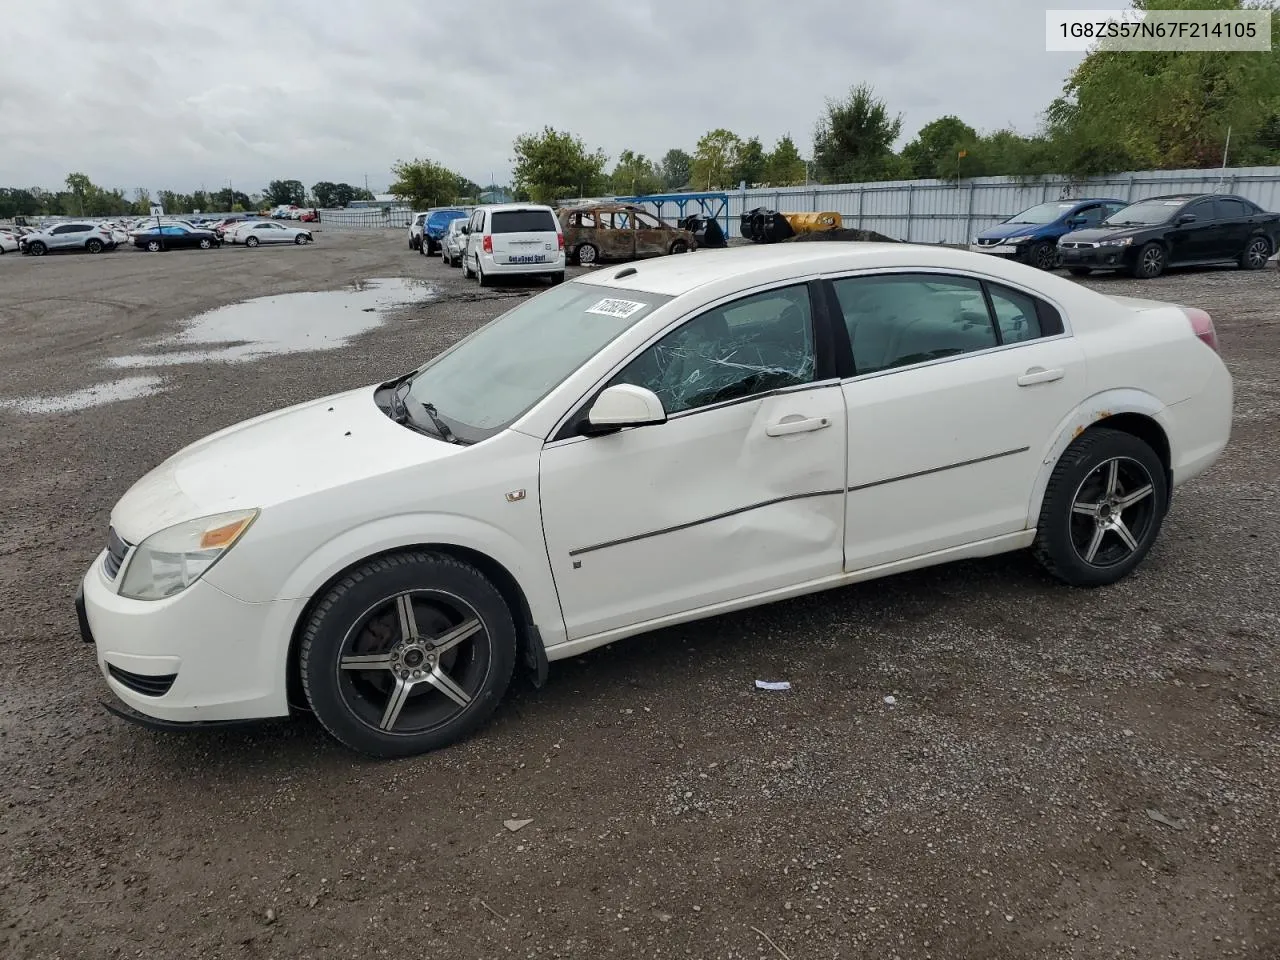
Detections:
[0, 0, 1105, 194]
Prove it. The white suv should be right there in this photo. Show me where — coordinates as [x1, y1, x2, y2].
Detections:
[407, 212, 428, 251]
[461, 204, 565, 285]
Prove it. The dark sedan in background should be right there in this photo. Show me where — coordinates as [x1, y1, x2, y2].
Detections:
[131, 223, 222, 252]
[1057, 193, 1280, 279]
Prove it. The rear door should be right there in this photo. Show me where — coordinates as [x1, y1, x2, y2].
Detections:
[598, 210, 635, 260]
[490, 207, 557, 266]
[1212, 197, 1252, 258]
[830, 271, 1088, 570]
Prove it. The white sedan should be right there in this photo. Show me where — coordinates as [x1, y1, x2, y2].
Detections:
[77, 244, 1232, 757]
[0, 230, 18, 254]
[227, 220, 313, 246]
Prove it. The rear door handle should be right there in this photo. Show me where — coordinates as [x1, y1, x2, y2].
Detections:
[766, 416, 831, 437]
[1017, 366, 1064, 386]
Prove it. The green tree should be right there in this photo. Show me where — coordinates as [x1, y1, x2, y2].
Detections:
[609, 149, 664, 196]
[732, 136, 767, 187]
[388, 158, 461, 207]
[899, 116, 979, 179]
[660, 148, 692, 190]
[64, 172, 93, 214]
[690, 129, 742, 190]
[311, 181, 340, 208]
[210, 187, 254, 211]
[511, 127, 609, 202]
[1045, 0, 1280, 173]
[264, 179, 306, 206]
[812, 83, 903, 183]
[763, 134, 808, 186]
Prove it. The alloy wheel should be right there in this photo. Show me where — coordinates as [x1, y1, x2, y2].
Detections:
[1139, 244, 1164, 277]
[1246, 238, 1269, 268]
[1069, 456, 1157, 568]
[335, 590, 491, 735]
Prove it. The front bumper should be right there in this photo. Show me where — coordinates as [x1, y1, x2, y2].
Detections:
[79, 551, 300, 724]
[968, 241, 1028, 258]
[1058, 244, 1131, 269]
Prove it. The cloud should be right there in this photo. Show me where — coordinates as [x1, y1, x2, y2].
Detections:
[0, 0, 1095, 194]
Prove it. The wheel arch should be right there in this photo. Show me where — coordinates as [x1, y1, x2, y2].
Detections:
[1028, 390, 1173, 527]
[284, 541, 552, 713]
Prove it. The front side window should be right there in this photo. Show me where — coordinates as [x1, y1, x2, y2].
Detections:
[1074, 204, 1104, 227]
[405, 283, 672, 440]
[833, 275, 996, 374]
[607, 284, 816, 415]
[1007, 202, 1078, 225]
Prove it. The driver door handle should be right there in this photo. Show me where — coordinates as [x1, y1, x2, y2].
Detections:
[766, 416, 831, 437]
[1018, 366, 1064, 386]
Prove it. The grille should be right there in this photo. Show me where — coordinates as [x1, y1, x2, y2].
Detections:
[103, 527, 130, 579]
[107, 664, 177, 697]
[1060, 241, 1097, 249]
[976, 238, 1003, 246]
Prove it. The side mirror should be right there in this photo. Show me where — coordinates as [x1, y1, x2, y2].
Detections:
[1177, 213, 1197, 225]
[582, 384, 667, 435]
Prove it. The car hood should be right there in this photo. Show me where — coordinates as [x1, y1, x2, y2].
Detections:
[109, 384, 461, 544]
[1061, 225, 1154, 243]
[977, 223, 1053, 240]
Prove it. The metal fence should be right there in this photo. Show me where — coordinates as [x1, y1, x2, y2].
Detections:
[705, 165, 1280, 243]
[317, 205, 415, 229]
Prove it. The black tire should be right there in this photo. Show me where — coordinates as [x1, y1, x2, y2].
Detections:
[409, 237, 417, 250]
[1067, 266, 1093, 277]
[245, 235, 260, 247]
[1240, 235, 1270, 270]
[146, 240, 161, 252]
[198, 238, 212, 249]
[576, 242, 598, 266]
[549, 272, 565, 285]
[86, 238, 104, 254]
[477, 261, 491, 286]
[669, 239, 689, 256]
[29, 241, 46, 256]
[1131, 241, 1166, 279]
[462, 256, 474, 279]
[1028, 241, 1057, 270]
[1032, 427, 1168, 588]
[294, 234, 307, 245]
[299, 551, 516, 758]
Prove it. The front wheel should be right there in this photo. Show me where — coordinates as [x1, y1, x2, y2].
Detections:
[1028, 241, 1057, 270]
[198, 238, 212, 249]
[299, 551, 517, 758]
[1032, 427, 1168, 587]
[28, 241, 47, 256]
[1131, 241, 1165, 279]
[1240, 235, 1271, 270]
[295, 234, 307, 245]
[575, 242, 598, 266]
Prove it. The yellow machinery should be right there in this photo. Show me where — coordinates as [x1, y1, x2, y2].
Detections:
[781, 211, 843, 233]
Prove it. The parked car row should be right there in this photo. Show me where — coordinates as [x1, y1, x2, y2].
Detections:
[2, 214, 314, 257]
[419, 201, 699, 286]
[971, 193, 1279, 279]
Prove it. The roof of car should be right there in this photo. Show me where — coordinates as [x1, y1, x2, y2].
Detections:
[571, 241, 1028, 297]
[476, 203, 556, 212]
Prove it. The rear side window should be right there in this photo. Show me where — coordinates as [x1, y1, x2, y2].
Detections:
[1214, 198, 1248, 220]
[831, 273, 1064, 375]
[491, 209, 556, 233]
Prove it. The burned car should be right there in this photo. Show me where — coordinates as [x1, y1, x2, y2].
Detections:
[558, 203, 695, 266]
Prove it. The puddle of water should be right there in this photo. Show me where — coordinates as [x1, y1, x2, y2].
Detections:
[106, 277, 436, 368]
[0, 376, 163, 414]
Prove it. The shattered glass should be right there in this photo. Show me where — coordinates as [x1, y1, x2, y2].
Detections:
[610, 285, 816, 414]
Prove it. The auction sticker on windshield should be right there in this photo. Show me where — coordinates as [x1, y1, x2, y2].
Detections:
[585, 298, 649, 319]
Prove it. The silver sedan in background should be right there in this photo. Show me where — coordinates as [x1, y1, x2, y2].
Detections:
[439, 218, 467, 266]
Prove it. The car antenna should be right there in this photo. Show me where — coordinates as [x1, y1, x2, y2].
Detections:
[614, 267, 637, 279]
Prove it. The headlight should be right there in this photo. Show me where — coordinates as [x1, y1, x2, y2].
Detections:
[118, 509, 259, 601]
[1008, 234, 1037, 243]
[1099, 236, 1133, 247]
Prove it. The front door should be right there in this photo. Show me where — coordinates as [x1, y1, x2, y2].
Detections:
[828, 272, 1089, 571]
[539, 281, 847, 641]
[1169, 197, 1219, 263]
[633, 209, 670, 257]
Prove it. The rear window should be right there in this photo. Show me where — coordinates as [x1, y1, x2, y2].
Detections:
[491, 209, 556, 233]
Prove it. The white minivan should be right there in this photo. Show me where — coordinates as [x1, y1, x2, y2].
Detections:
[461, 204, 565, 285]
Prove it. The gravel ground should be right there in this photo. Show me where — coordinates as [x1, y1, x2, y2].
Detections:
[0, 232, 1276, 960]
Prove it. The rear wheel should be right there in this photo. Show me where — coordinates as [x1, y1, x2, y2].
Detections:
[1240, 235, 1270, 270]
[462, 256, 474, 279]
[299, 551, 517, 758]
[1032, 427, 1168, 587]
[576, 242, 598, 266]
[146, 240, 161, 252]
[669, 239, 689, 256]
[245, 235, 260, 247]
[549, 272, 565, 285]
[1067, 266, 1092, 277]
[477, 261, 491, 287]
[1131, 241, 1165, 279]
[86, 238, 104, 254]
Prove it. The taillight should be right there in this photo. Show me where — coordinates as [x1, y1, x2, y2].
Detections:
[482, 235, 492, 254]
[1185, 307, 1219, 353]
[557, 233, 565, 250]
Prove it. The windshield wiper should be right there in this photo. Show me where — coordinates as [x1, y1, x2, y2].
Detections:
[418, 401, 465, 444]
[387, 379, 415, 425]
